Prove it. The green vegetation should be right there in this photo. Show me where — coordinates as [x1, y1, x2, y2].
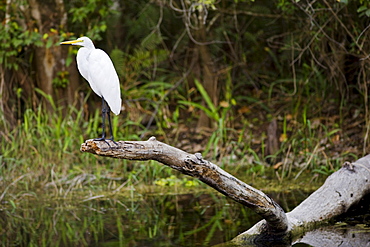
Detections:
[1, 0, 367, 200]
[0, 0, 370, 246]
[0, 1, 369, 244]
[0, 88, 352, 203]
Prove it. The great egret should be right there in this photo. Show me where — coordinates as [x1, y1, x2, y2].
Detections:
[60, 37, 121, 143]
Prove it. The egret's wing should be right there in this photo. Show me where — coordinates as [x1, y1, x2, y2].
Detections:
[77, 47, 101, 97]
[87, 49, 122, 115]
[76, 48, 90, 82]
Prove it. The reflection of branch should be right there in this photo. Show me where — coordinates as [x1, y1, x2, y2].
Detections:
[294, 225, 370, 246]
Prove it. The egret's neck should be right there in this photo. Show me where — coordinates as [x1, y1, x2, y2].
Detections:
[81, 39, 95, 50]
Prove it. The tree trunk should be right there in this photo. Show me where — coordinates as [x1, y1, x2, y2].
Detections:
[26, 0, 80, 111]
[195, 28, 218, 130]
[189, 9, 218, 130]
[80, 138, 370, 245]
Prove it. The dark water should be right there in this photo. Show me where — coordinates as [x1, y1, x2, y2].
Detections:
[0, 189, 312, 246]
[0, 189, 369, 246]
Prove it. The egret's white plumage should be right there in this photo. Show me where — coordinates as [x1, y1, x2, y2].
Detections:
[61, 36, 121, 141]
[61, 37, 121, 115]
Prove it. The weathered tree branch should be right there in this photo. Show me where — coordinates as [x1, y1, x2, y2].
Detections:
[231, 156, 370, 243]
[81, 137, 288, 234]
[80, 137, 370, 244]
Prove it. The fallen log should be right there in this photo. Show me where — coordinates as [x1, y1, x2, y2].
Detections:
[80, 137, 370, 244]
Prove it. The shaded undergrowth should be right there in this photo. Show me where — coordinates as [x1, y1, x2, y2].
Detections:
[0, 89, 360, 207]
[0, 60, 365, 207]
[0, 77, 363, 246]
[1, 0, 368, 209]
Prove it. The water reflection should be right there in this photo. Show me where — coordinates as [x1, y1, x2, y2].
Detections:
[0, 192, 260, 246]
[0, 190, 369, 246]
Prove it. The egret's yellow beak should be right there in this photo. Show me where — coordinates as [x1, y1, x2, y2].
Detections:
[60, 39, 83, 45]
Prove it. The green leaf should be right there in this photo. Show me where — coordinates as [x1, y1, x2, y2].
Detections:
[34, 88, 56, 110]
[12, 39, 23, 47]
[358, 5, 368, 12]
[66, 56, 73, 67]
[46, 38, 53, 49]
[178, 100, 218, 121]
[193, 79, 219, 120]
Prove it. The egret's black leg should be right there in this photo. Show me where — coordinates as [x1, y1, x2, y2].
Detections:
[94, 97, 118, 147]
[107, 110, 114, 140]
[106, 106, 119, 145]
[94, 97, 108, 142]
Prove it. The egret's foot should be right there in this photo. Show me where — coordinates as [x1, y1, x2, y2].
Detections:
[93, 137, 112, 148]
[93, 137, 119, 149]
[106, 138, 119, 146]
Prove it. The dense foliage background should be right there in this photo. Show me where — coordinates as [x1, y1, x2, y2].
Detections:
[1, 0, 370, 188]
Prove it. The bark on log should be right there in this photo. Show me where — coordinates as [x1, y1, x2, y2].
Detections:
[292, 224, 370, 247]
[80, 137, 370, 244]
[233, 156, 370, 243]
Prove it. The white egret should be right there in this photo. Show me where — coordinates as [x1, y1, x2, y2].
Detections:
[60, 37, 121, 143]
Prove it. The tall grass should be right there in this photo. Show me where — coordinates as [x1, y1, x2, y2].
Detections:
[0, 92, 179, 204]
[0, 63, 362, 205]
